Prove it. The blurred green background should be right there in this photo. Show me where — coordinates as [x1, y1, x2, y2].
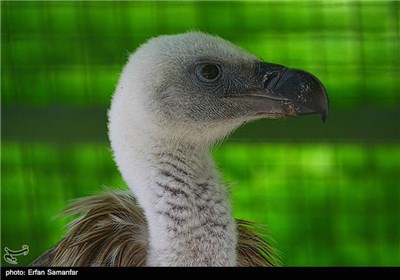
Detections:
[1, 0, 399, 266]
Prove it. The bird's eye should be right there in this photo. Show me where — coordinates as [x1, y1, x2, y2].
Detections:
[195, 64, 221, 82]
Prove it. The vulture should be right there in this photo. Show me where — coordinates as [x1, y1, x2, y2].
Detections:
[31, 32, 328, 267]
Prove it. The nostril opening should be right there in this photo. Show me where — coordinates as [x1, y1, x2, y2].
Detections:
[263, 71, 280, 89]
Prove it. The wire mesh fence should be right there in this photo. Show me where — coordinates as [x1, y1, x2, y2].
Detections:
[2, 0, 399, 107]
[1, 0, 399, 266]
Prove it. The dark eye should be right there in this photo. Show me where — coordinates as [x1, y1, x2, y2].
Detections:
[195, 64, 221, 82]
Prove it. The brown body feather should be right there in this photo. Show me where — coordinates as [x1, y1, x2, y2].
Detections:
[31, 191, 280, 267]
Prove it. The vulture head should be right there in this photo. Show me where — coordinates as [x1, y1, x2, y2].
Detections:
[32, 32, 329, 267]
[109, 32, 328, 146]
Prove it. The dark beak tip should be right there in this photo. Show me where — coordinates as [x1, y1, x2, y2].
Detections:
[322, 112, 327, 124]
[320, 85, 329, 124]
[301, 71, 329, 124]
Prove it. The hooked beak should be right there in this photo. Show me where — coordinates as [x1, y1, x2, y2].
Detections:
[225, 62, 329, 122]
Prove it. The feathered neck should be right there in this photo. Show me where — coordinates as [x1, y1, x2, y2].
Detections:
[108, 107, 237, 266]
